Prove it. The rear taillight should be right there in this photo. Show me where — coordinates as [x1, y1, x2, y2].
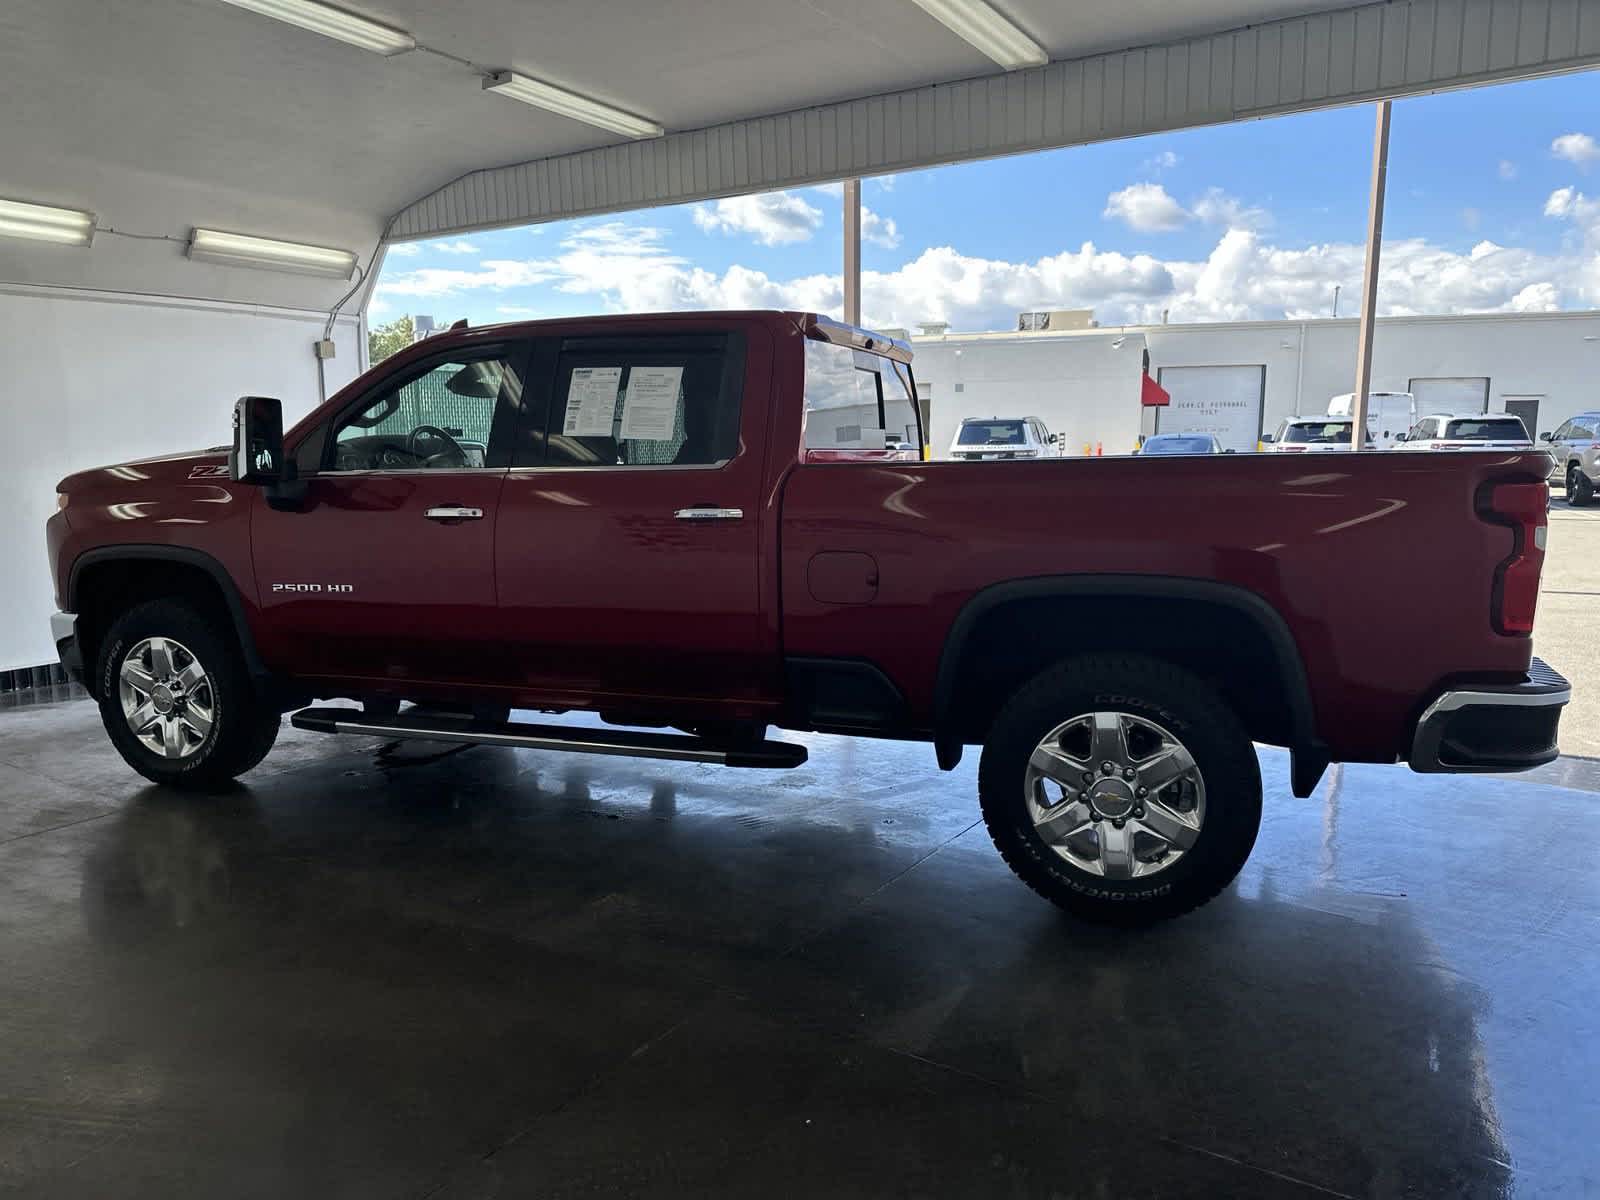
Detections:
[1482, 481, 1548, 635]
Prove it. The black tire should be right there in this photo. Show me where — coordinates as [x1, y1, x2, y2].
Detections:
[1568, 465, 1593, 507]
[978, 653, 1261, 925]
[96, 597, 279, 789]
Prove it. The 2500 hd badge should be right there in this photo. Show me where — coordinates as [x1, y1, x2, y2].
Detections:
[270, 583, 353, 593]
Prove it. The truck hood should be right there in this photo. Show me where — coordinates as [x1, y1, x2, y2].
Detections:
[56, 447, 231, 493]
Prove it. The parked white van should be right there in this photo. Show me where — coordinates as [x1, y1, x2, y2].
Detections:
[1327, 392, 1416, 450]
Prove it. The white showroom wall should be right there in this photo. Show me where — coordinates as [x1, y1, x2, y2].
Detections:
[914, 311, 1600, 456]
[0, 285, 361, 671]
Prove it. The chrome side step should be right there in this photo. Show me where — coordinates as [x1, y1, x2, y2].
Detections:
[289, 707, 808, 769]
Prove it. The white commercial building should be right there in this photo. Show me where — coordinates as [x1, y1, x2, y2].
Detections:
[912, 309, 1600, 456]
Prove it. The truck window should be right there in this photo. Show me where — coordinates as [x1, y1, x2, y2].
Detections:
[958, 420, 1027, 446]
[1444, 417, 1527, 440]
[328, 351, 520, 471]
[532, 336, 742, 468]
[803, 340, 920, 452]
[1283, 420, 1355, 444]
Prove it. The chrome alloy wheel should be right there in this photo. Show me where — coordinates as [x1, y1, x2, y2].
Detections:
[1024, 711, 1205, 880]
[118, 637, 215, 760]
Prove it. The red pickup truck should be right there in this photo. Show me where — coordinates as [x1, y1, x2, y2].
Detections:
[45, 310, 1569, 923]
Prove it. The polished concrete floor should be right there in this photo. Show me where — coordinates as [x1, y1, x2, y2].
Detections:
[1, 696, 1596, 1199]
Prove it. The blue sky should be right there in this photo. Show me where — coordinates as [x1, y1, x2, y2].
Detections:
[374, 69, 1600, 333]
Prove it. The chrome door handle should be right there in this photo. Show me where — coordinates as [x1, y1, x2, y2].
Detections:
[674, 507, 744, 521]
[425, 506, 484, 521]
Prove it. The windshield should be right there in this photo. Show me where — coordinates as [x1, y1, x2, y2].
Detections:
[1283, 420, 1355, 444]
[1143, 436, 1214, 454]
[958, 420, 1027, 445]
[1444, 417, 1527, 440]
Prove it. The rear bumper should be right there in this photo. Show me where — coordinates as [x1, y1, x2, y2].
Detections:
[1409, 658, 1569, 773]
[51, 611, 84, 683]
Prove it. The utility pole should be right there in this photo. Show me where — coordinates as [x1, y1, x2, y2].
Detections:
[1350, 101, 1391, 451]
[843, 178, 861, 326]
[1332, 284, 1341, 318]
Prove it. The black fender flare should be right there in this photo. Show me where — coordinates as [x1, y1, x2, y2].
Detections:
[932, 574, 1329, 797]
[67, 545, 269, 683]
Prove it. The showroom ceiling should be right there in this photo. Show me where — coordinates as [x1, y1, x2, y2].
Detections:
[2, 0, 1368, 222]
[2, 0, 1598, 310]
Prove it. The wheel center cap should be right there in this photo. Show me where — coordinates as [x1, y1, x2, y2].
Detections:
[1090, 778, 1135, 818]
[151, 683, 176, 714]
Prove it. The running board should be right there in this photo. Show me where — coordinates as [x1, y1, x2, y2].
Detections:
[289, 707, 808, 769]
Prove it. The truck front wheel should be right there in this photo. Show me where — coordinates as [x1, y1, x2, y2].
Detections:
[978, 654, 1261, 924]
[96, 598, 280, 789]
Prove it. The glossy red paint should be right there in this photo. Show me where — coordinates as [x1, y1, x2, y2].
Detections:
[778, 452, 1545, 760]
[49, 310, 1553, 767]
[51, 450, 261, 625]
[492, 316, 778, 712]
[250, 473, 506, 682]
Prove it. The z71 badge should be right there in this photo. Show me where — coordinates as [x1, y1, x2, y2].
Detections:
[187, 464, 231, 479]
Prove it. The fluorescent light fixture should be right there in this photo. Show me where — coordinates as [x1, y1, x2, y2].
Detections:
[0, 197, 95, 247]
[213, 0, 415, 55]
[188, 228, 358, 279]
[482, 71, 663, 140]
[908, 0, 1047, 70]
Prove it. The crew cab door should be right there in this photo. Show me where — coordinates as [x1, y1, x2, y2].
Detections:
[250, 341, 531, 684]
[493, 326, 775, 711]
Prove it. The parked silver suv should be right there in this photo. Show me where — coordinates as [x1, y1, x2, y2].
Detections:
[1543, 412, 1600, 506]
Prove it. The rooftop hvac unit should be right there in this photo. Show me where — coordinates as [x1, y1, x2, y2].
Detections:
[1017, 309, 1095, 332]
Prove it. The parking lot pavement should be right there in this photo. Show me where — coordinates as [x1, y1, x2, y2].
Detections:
[1536, 493, 1600, 756]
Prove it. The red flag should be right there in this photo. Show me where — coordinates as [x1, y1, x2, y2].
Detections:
[1141, 372, 1170, 407]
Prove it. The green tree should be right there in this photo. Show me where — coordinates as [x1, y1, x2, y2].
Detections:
[368, 315, 414, 365]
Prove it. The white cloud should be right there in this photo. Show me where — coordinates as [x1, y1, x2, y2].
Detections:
[386, 243, 420, 256]
[435, 240, 480, 255]
[692, 191, 823, 245]
[861, 206, 901, 250]
[376, 189, 1600, 334]
[1102, 182, 1190, 232]
[496, 304, 538, 315]
[1544, 185, 1600, 224]
[1191, 187, 1270, 230]
[1499, 159, 1519, 181]
[1103, 183, 1268, 232]
[871, 174, 898, 192]
[1144, 149, 1180, 173]
[1552, 132, 1600, 168]
[376, 260, 558, 298]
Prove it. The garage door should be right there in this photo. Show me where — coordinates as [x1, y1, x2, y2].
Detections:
[1155, 365, 1265, 452]
[1410, 377, 1489, 415]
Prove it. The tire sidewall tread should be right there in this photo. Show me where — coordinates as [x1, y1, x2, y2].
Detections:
[978, 653, 1261, 925]
[96, 598, 277, 789]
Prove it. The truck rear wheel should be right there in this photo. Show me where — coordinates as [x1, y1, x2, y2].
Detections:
[1568, 464, 1593, 507]
[978, 654, 1261, 924]
[96, 598, 279, 789]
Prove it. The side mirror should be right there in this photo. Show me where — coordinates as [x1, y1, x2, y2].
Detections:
[230, 396, 285, 483]
[1048, 433, 1058, 444]
[1394, 432, 1407, 442]
[1539, 431, 1553, 441]
[1223, 448, 1236, 454]
[1259, 432, 1275, 445]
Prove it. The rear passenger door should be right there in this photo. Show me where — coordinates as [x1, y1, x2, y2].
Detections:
[493, 325, 775, 710]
